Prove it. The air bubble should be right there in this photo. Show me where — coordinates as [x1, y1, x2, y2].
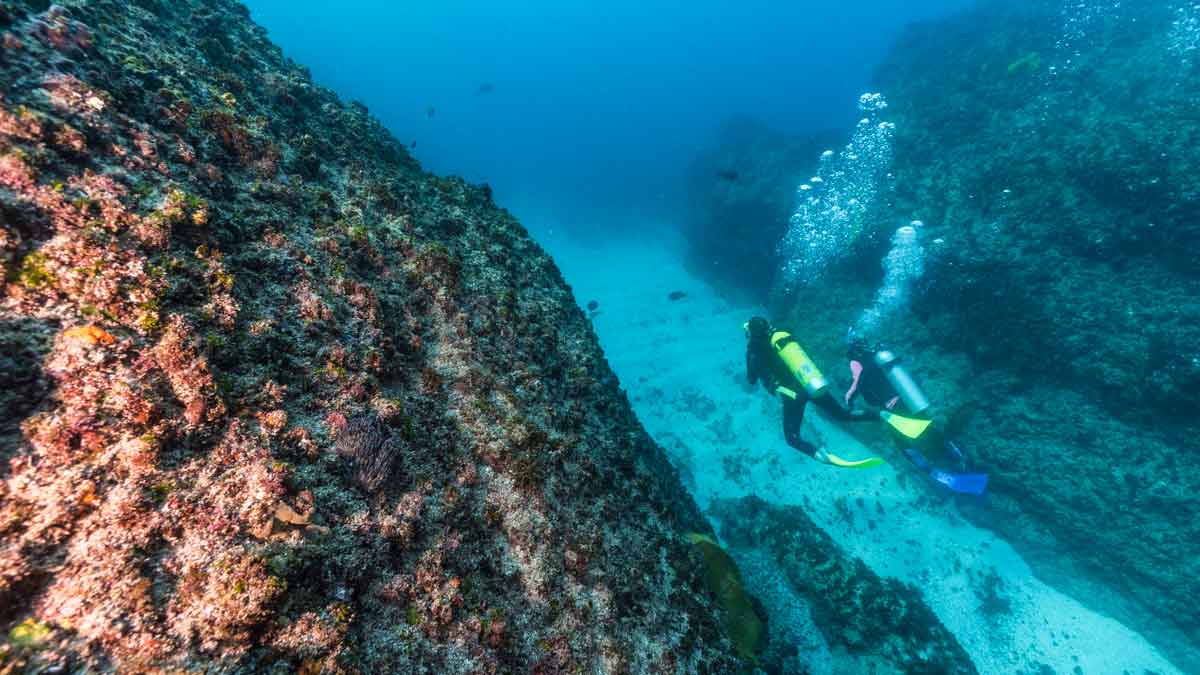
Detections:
[778, 93, 895, 291]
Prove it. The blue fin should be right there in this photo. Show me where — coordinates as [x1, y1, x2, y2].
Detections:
[931, 469, 989, 495]
[906, 448, 988, 495]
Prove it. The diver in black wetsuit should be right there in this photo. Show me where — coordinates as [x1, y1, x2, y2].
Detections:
[844, 337, 987, 494]
[744, 316, 876, 462]
[845, 337, 947, 454]
[845, 342, 903, 414]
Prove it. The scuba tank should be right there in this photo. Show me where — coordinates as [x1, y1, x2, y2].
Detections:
[770, 331, 829, 396]
[873, 350, 931, 414]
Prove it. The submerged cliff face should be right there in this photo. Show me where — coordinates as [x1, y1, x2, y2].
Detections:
[0, 1, 742, 672]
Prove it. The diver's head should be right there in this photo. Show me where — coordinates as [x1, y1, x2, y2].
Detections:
[846, 333, 884, 362]
[745, 316, 771, 342]
[846, 334, 869, 361]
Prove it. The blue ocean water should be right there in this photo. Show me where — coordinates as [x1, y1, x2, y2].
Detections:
[244, 0, 973, 231]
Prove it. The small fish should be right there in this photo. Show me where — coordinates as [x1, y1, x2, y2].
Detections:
[716, 169, 739, 182]
[668, 291, 687, 301]
[586, 300, 599, 311]
[425, 106, 436, 119]
[410, 140, 417, 149]
[476, 82, 494, 95]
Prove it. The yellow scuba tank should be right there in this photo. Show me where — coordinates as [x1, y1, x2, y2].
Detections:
[770, 331, 828, 396]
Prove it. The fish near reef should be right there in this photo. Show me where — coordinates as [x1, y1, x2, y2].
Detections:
[668, 291, 688, 301]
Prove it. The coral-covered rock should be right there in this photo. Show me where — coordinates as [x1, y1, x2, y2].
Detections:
[0, 0, 741, 671]
[710, 496, 977, 674]
[863, 1, 1200, 669]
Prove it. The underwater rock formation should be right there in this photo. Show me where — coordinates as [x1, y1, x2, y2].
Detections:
[0, 1, 744, 672]
[710, 496, 977, 674]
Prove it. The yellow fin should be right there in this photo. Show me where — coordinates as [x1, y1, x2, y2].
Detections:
[824, 453, 885, 469]
[882, 411, 933, 439]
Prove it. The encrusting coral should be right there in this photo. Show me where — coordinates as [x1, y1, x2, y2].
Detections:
[0, 1, 744, 672]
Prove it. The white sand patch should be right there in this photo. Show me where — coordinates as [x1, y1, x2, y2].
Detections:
[533, 228, 1180, 675]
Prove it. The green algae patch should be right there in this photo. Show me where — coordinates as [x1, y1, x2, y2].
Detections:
[15, 251, 54, 289]
[1006, 51, 1041, 76]
[8, 618, 52, 649]
[685, 532, 765, 661]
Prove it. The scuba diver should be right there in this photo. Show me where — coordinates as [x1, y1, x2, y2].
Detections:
[846, 338, 932, 419]
[844, 334, 988, 494]
[744, 317, 881, 467]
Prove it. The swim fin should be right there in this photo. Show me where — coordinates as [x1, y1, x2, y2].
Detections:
[881, 411, 933, 439]
[823, 451, 885, 469]
[902, 448, 988, 495]
[933, 470, 989, 495]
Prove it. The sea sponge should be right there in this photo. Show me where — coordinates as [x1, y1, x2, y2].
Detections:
[61, 324, 116, 345]
[684, 532, 766, 661]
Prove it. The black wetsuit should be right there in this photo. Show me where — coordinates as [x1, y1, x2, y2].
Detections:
[846, 356, 897, 412]
[747, 335, 873, 456]
[847, 353, 962, 467]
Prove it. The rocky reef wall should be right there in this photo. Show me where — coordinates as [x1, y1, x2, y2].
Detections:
[0, 1, 745, 672]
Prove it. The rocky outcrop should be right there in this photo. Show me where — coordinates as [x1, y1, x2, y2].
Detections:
[710, 496, 977, 674]
[0, 1, 743, 672]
